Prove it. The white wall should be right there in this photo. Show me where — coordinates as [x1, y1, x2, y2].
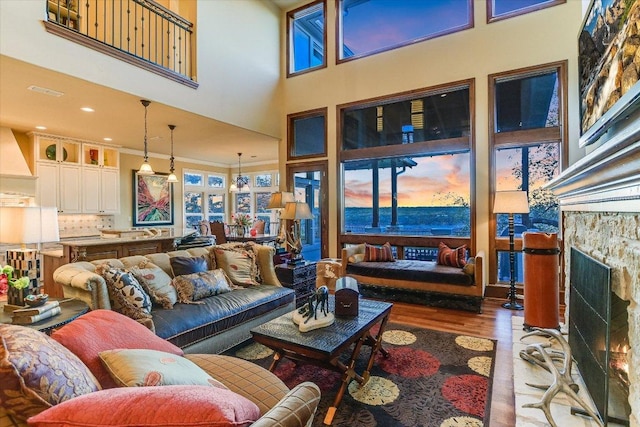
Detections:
[279, 0, 584, 259]
[0, 0, 282, 138]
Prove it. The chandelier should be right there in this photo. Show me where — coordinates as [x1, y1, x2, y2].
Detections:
[229, 152, 250, 192]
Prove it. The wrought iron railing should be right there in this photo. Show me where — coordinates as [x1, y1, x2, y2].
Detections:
[45, 0, 194, 84]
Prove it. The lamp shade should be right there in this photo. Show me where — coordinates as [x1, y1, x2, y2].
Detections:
[493, 191, 530, 214]
[0, 206, 60, 244]
[266, 192, 295, 209]
[280, 202, 313, 220]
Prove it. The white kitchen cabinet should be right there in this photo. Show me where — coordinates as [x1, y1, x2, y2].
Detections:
[82, 167, 120, 214]
[32, 133, 120, 214]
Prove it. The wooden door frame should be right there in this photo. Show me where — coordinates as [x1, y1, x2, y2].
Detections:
[286, 160, 329, 260]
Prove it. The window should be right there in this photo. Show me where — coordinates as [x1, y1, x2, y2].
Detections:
[183, 170, 227, 228]
[288, 1, 326, 76]
[490, 62, 567, 285]
[487, 0, 565, 23]
[288, 108, 327, 159]
[339, 81, 474, 244]
[338, 0, 473, 62]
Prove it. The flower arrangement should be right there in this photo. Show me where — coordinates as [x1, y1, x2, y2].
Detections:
[231, 213, 253, 227]
[0, 265, 30, 296]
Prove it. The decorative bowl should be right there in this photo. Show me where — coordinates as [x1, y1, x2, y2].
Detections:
[25, 294, 49, 307]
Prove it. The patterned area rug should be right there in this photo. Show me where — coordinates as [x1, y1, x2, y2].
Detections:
[225, 323, 496, 427]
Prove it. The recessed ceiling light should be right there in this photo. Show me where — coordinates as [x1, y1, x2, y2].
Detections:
[27, 85, 64, 97]
[81, 107, 94, 112]
[35, 125, 47, 130]
[103, 137, 112, 142]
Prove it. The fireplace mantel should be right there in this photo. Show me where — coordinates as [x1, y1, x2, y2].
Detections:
[547, 115, 640, 213]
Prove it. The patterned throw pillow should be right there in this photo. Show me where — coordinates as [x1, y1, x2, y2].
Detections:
[173, 269, 235, 303]
[97, 265, 152, 321]
[27, 385, 261, 427]
[51, 310, 184, 390]
[170, 256, 208, 277]
[129, 260, 178, 309]
[213, 246, 259, 286]
[364, 242, 395, 262]
[0, 324, 101, 421]
[437, 242, 467, 268]
[99, 349, 228, 388]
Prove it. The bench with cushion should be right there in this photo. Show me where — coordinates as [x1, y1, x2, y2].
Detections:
[341, 243, 485, 312]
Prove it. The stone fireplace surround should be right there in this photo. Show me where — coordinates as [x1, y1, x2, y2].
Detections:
[547, 113, 640, 427]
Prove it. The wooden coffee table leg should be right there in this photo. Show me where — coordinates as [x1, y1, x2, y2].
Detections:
[324, 335, 367, 425]
[268, 351, 282, 372]
[361, 313, 391, 383]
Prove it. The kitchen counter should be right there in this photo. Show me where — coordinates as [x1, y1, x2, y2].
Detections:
[59, 231, 193, 263]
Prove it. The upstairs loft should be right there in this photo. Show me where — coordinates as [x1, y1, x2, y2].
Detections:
[45, 0, 197, 88]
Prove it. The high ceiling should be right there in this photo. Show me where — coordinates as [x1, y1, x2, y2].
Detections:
[0, 55, 280, 168]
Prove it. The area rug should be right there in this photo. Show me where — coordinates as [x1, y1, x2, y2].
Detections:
[224, 323, 496, 427]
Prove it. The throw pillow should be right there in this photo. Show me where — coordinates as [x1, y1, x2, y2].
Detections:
[213, 246, 259, 286]
[364, 242, 395, 262]
[462, 257, 475, 276]
[170, 256, 208, 277]
[27, 385, 261, 427]
[173, 269, 235, 303]
[97, 265, 152, 322]
[51, 309, 184, 389]
[99, 349, 228, 388]
[348, 253, 365, 264]
[437, 242, 467, 268]
[128, 260, 178, 309]
[0, 324, 101, 421]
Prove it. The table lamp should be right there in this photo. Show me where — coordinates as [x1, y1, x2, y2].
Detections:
[0, 206, 60, 296]
[266, 191, 295, 247]
[280, 201, 313, 264]
[493, 191, 529, 310]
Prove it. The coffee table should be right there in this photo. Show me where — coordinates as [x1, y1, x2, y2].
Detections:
[251, 296, 392, 425]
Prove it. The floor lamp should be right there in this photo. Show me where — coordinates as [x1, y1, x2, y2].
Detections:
[493, 191, 529, 310]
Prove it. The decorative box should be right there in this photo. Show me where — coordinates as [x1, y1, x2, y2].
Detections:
[335, 276, 359, 317]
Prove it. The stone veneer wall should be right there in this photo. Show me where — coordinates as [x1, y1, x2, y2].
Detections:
[563, 211, 639, 427]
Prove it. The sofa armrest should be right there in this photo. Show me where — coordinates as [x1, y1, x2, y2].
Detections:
[53, 262, 111, 310]
[474, 250, 486, 296]
[341, 244, 365, 276]
[251, 382, 321, 427]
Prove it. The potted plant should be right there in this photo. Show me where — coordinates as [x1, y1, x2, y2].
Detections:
[1, 265, 31, 306]
[231, 213, 253, 237]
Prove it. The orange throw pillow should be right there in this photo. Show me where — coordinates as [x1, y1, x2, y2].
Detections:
[364, 242, 395, 262]
[437, 242, 467, 268]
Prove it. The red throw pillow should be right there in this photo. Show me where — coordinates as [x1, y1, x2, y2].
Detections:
[51, 309, 184, 389]
[27, 385, 261, 427]
[437, 242, 467, 268]
[364, 242, 395, 262]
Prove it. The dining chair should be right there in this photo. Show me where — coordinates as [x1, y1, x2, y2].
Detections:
[210, 221, 227, 244]
[252, 219, 266, 234]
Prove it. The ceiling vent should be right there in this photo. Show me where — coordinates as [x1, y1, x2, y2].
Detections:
[27, 85, 64, 97]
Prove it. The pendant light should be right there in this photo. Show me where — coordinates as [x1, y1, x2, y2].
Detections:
[138, 99, 154, 175]
[229, 152, 250, 192]
[167, 124, 178, 183]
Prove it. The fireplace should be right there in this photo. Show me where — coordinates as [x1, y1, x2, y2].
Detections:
[547, 109, 639, 427]
[569, 247, 630, 425]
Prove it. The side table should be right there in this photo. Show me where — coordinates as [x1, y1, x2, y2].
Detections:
[0, 298, 89, 334]
[275, 261, 317, 308]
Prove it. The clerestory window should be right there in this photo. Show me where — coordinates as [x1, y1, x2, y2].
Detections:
[288, 0, 326, 76]
[337, 0, 473, 62]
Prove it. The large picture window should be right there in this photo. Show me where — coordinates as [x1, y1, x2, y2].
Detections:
[489, 62, 567, 286]
[339, 81, 475, 256]
[183, 170, 227, 228]
[287, 0, 326, 76]
[338, 0, 473, 62]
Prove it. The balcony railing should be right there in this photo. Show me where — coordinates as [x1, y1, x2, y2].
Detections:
[45, 0, 196, 87]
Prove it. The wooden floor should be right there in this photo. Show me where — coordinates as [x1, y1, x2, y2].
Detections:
[388, 297, 525, 427]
